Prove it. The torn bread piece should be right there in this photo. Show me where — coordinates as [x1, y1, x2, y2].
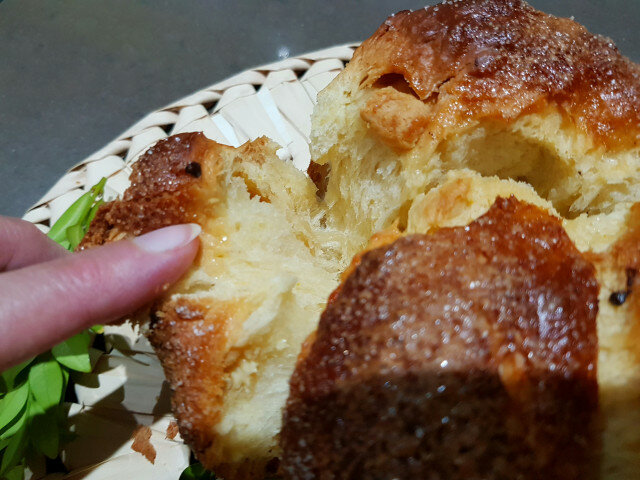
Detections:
[83, 133, 348, 478]
[297, 171, 640, 479]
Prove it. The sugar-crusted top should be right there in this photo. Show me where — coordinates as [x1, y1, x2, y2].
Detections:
[282, 197, 599, 478]
[352, 0, 640, 149]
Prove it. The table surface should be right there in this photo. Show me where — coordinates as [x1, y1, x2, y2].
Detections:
[2, 0, 639, 218]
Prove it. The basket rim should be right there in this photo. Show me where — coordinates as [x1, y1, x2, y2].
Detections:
[24, 42, 360, 222]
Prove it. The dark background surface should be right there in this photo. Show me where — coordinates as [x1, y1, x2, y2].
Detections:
[1, 0, 639, 217]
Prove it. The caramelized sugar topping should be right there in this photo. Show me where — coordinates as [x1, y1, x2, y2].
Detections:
[282, 197, 599, 479]
[355, 0, 640, 148]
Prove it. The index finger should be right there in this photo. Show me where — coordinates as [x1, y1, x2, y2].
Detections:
[0, 216, 68, 271]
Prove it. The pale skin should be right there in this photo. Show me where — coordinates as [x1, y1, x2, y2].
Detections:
[0, 216, 201, 371]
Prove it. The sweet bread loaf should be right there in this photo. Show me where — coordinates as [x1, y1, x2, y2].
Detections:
[83, 0, 640, 477]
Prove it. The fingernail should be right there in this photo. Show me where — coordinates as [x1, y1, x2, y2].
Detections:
[133, 224, 201, 253]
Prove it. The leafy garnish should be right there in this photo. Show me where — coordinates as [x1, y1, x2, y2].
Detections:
[28, 357, 63, 411]
[0, 178, 107, 479]
[180, 462, 216, 480]
[3, 466, 24, 480]
[29, 400, 59, 459]
[0, 407, 27, 442]
[0, 360, 32, 393]
[0, 430, 26, 477]
[47, 177, 107, 249]
[51, 332, 92, 373]
[89, 325, 104, 334]
[0, 383, 29, 434]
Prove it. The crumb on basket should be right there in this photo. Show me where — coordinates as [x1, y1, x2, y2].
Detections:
[131, 425, 157, 464]
[166, 421, 179, 440]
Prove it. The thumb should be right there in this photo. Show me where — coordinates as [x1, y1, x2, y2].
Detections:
[0, 223, 201, 369]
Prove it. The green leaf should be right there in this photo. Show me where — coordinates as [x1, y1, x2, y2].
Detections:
[90, 324, 104, 334]
[3, 464, 24, 480]
[66, 224, 85, 250]
[85, 199, 104, 229]
[180, 463, 216, 480]
[0, 383, 28, 431]
[58, 239, 72, 250]
[51, 332, 91, 372]
[89, 177, 107, 197]
[0, 403, 27, 440]
[61, 367, 69, 392]
[0, 428, 26, 475]
[28, 358, 63, 411]
[0, 360, 33, 393]
[29, 402, 59, 459]
[46, 192, 95, 245]
[47, 177, 106, 246]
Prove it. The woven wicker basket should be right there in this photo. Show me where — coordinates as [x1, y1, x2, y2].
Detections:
[25, 44, 357, 480]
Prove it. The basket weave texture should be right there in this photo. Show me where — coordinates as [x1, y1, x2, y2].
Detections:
[24, 44, 357, 232]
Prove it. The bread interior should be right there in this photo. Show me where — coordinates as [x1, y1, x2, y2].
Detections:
[162, 140, 354, 469]
[311, 77, 640, 252]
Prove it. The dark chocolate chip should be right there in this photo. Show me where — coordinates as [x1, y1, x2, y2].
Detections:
[609, 290, 629, 306]
[185, 162, 202, 178]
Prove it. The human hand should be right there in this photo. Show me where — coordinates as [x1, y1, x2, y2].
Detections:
[0, 216, 200, 370]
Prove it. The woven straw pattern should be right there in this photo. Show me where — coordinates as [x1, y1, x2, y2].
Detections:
[28, 45, 355, 480]
[23, 44, 357, 232]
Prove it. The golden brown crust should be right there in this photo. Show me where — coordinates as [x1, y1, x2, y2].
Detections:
[351, 0, 640, 149]
[150, 294, 275, 480]
[81, 132, 214, 248]
[149, 299, 230, 464]
[325, 224, 402, 306]
[81, 133, 232, 463]
[282, 197, 599, 479]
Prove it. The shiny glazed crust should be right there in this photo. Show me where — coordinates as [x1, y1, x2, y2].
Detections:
[348, 0, 640, 149]
[282, 197, 600, 479]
